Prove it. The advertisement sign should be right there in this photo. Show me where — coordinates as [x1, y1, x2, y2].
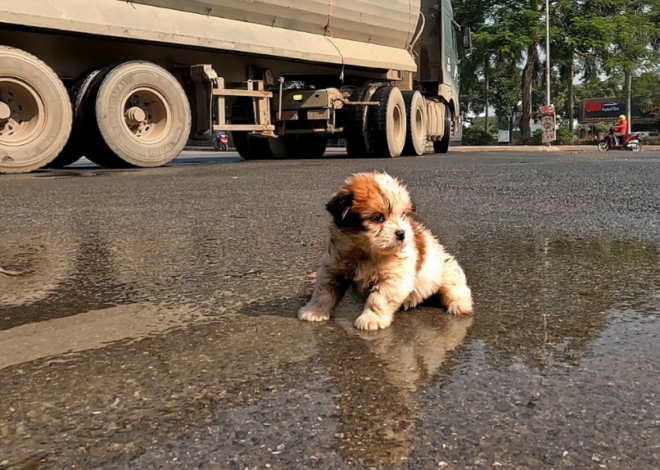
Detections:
[579, 98, 627, 123]
[540, 105, 556, 144]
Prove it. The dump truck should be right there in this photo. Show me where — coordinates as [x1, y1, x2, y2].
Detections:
[0, 0, 471, 173]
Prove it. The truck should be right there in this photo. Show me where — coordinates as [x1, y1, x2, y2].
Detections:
[0, 0, 471, 173]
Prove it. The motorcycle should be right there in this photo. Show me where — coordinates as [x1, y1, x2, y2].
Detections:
[598, 128, 643, 152]
[213, 132, 229, 151]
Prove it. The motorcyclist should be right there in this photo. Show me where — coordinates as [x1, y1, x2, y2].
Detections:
[612, 115, 628, 146]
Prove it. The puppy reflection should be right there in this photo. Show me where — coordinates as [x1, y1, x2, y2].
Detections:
[300, 172, 473, 330]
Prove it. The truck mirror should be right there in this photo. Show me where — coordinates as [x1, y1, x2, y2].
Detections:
[463, 27, 473, 50]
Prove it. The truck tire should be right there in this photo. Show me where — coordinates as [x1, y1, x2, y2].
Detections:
[345, 84, 380, 158]
[233, 132, 275, 160]
[402, 90, 427, 156]
[47, 69, 101, 168]
[269, 135, 328, 159]
[367, 86, 407, 158]
[82, 61, 191, 168]
[0, 46, 72, 174]
[433, 105, 452, 154]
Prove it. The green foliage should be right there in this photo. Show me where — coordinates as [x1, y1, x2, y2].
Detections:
[644, 137, 660, 145]
[456, 0, 660, 131]
[514, 130, 543, 146]
[463, 127, 496, 146]
[594, 123, 611, 134]
[470, 116, 499, 134]
[633, 70, 660, 115]
[556, 125, 576, 145]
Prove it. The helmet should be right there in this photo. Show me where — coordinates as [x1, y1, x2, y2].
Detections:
[619, 115, 627, 121]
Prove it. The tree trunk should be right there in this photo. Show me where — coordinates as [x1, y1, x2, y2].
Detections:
[509, 108, 515, 145]
[520, 43, 538, 138]
[568, 63, 575, 133]
[625, 70, 632, 134]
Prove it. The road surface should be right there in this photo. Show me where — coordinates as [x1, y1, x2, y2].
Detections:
[1, 150, 659, 469]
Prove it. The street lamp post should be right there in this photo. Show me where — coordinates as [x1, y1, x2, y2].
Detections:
[545, 0, 551, 146]
[546, 0, 551, 108]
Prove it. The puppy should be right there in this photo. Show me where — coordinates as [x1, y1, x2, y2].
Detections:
[299, 172, 473, 331]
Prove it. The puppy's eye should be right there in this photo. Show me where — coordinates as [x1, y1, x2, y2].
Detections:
[371, 213, 385, 223]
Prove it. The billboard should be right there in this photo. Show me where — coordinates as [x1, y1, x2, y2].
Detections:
[579, 98, 627, 123]
[540, 105, 556, 143]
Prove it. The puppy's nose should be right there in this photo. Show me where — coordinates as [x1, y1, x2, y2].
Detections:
[395, 230, 405, 241]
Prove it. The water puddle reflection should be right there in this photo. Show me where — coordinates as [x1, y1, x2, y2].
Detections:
[0, 233, 658, 469]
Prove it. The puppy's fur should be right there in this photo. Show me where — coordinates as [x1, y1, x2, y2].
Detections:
[299, 172, 473, 331]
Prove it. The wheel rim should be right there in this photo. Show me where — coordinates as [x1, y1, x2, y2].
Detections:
[392, 103, 404, 146]
[0, 78, 46, 147]
[414, 106, 424, 139]
[121, 87, 172, 144]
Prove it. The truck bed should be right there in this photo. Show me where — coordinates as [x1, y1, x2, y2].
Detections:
[0, 0, 418, 72]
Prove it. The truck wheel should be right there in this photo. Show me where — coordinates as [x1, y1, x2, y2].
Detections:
[367, 86, 407, 158]
[47, 69, 101, 168]
[269, 135, 328, 159]
[233, 132, 275, 160]
[0, 46, 72, 173]
[345, 84, 380, 158]
[433, 105, 452, 154]
[83, 61, 191, 168]
[402, 91, 427, 156]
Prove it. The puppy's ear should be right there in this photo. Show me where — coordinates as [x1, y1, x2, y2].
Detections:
[326, 190, 354, 226]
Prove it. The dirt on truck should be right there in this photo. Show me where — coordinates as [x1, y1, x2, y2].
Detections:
[0, 0, 471, 173]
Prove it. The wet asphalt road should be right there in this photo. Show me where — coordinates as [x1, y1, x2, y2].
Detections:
[1, 150, 660, 470]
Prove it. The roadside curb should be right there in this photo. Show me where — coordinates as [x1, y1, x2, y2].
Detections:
[182, 145, 660, 154]
[451, 145, 660, 153]
[184, 146, 235, 152]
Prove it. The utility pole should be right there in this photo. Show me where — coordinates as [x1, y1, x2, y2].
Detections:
[546, 0, 551, 108]
[625, 70, 632, 134]
[545, 0, 552, 146]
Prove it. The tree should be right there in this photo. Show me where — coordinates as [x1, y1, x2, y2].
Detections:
[476, 1, 547, 137]
[633, 70, 660, 115]
[597, 0, 660, 132]
[456, 0, 660, 141]
[551, 0, 611, 131]
[455, 0, 495, 126]
[490, 62, 523, 134]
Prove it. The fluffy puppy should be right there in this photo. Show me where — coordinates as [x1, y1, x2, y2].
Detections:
[299, 172, 473, 331]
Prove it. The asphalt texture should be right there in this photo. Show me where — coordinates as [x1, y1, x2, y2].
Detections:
[1, 150, 660, 470]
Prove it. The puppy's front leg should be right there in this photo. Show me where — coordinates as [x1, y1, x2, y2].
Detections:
[439, 256, 473, 315]
[299, 256, 347, 322]
[355, 279, 413, 331]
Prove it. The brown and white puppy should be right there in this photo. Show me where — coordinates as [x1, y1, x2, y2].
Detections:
[299, 172, 473, 331]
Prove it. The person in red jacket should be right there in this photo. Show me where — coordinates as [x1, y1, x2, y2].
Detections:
[613, 115, 628, 146]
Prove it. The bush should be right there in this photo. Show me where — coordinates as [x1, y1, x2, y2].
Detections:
[513, 129, 542, 146]
[643, 136, 660, 145]
[556, 125, 577, 145]
[462, 127, 496, 146]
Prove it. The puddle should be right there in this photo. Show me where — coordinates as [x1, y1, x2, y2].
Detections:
[0, 302, 207, 370]
[34, 171, 106, 179]
[0, 233, 659, 469]
[0, 233, 76, 309]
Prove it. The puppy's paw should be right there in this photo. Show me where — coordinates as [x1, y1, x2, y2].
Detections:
[354, 310, 392, 331]
[298, 304, 331, 322]
[446, 296, 473, 315]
